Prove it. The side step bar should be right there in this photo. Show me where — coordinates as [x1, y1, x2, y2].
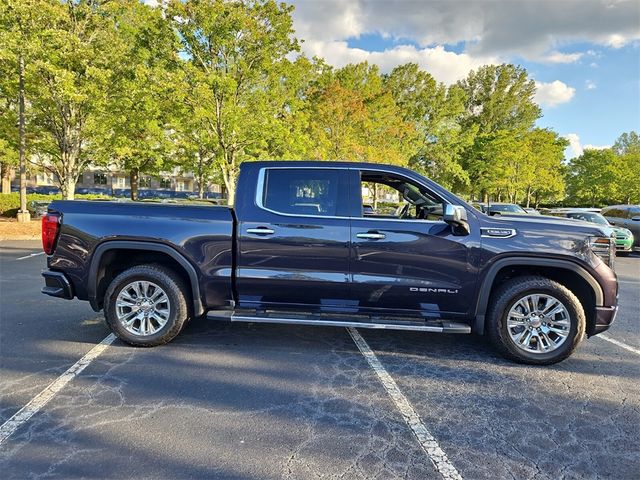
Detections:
[226, 314, 471, 334]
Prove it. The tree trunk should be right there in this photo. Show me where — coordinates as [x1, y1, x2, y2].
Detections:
[59, 174, 76, 200]
[525, 186, 532, 208]
[197, 150, 205, 199]
[373, 183, 379, 210]
[220, 152, 237, 206]
[17, 54, 29, 221]
[130, 167, 139, 201]
[1, 162, 11, 194]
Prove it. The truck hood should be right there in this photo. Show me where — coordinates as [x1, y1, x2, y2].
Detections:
[481, 213, 614, 238]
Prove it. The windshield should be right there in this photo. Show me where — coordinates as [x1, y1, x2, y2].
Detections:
[566, 212, 609, 226]
[490, 204, 526, 213]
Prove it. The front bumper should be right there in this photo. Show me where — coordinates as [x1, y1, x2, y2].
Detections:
[592, 305, 618, 335]
[42, 270, 74, 300]
[615, 238, 633, 251]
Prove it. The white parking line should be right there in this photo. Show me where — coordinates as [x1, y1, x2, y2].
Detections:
[618, 280, 640, 285]
[0, 334, 116, 446]
[16, 251, 45, 260]
[347, 328, 462, 480]
[598, 334, 640, 356]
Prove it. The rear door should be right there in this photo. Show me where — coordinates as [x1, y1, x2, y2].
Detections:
[349, 168, 478, 319]
[236, 167, 353, 312]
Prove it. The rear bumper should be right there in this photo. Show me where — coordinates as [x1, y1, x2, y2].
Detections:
[592, 305, 618, 335]
[42, 270, 74, 300]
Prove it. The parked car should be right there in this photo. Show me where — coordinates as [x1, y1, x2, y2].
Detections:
[556, 211, 634, 255]
[602, 205, 640, 252]
[484, 203, 528, 216]
[41, 161, 618, 365]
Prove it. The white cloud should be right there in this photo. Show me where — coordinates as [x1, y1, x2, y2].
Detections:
[301, 40, 498, 84]
[564, 133, 583, 158]
[564, 133, 611, 158]
[534, 81, 576, 107]
[541, 51, 584, 64]
[290, 0, 640, 63]
[585, 80, 597, 90]
[584, 144, 611, 150]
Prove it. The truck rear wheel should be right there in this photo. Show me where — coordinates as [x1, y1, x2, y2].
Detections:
[487, 276, 585, 365]
[104, 265, 189, 347]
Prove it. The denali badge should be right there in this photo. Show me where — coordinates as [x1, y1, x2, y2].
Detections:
[410, 287, 459, 294]
[481, 228, 517, 238]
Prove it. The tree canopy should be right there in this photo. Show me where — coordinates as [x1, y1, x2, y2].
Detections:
[0, 0, 635, 208]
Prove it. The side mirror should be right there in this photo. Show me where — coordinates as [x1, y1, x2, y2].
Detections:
[443, 204, 470, 235]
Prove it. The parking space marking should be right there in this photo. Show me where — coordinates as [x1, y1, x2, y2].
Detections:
[598, 334, 640, 356]
[0, 334, 116, 446]
[618, 280, 640, 285]
[16, 252, 44, 260]
[347, 328, 462, 480]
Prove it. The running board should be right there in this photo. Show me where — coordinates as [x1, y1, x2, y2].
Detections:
[227, 314, 471, 334]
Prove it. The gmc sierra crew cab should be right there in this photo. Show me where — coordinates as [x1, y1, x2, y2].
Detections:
[41, 161, 619, 365]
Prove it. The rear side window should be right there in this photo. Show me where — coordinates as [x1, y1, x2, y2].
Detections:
[261, 169, 346, 217]
[602, 207, 625, 218]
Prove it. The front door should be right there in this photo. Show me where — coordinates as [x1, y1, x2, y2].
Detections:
[236, 167, 353, 312]
[349, 169, 478, 319]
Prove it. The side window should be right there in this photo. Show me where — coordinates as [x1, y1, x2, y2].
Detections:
[262, 169, 343, 217]
[359, 170, 444, 221]
[603, 208, 623, 218]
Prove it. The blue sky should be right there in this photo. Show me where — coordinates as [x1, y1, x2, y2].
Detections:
[290, 0, 640, 157]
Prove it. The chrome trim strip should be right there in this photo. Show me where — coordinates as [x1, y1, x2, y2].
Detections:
[229, 314, 471, 333]
[254, 166, 451, 223]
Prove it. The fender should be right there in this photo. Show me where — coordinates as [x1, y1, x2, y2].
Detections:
[87, 240, 205, 317]
[472, 256, 604, 334]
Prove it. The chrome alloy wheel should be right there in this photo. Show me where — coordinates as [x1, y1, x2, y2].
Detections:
[115, 280, 170, 336]
[506, 294, 571, 354]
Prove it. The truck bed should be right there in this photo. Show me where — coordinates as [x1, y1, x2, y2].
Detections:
[47, 200, 235, 310]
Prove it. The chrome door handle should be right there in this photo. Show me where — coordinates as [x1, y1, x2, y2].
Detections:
[247, 227, 275, 235]
[356, 232, 386, 240]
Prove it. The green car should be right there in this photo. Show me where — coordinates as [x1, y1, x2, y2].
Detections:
[564, 211, 634, 254]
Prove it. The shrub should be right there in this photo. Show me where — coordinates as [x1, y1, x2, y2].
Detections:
[0, 193, 112, 217]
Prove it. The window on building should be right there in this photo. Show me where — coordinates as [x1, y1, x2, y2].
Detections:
[139, 177, 151, 188]
[113, 177, 126, 189]
[176, 181, 185, 192]
[36, 172, 55, 185]
[94, 173, 108, 185]
[160, 178, 171, 189]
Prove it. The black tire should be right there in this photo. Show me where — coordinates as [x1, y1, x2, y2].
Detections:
[104, 264, 190, 347]
[486, 275, 585, 365]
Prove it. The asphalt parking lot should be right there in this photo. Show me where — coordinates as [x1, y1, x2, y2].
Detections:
[1, 240, 639, 479]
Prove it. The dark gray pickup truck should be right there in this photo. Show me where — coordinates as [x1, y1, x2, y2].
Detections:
[41, 161, 618, 364]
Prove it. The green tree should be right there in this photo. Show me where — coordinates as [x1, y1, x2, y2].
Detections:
[25, 0, 116, 200]
[611, 131, 640, 204]
[385, 63, 475, 189]
[169, 0, 300, 204]
[458, 64, 541, 134]
[518, 129, 568, 207]
[458, 64, 544, 200]
[98, 0, 180, 200]
[566, 149, 617, 206]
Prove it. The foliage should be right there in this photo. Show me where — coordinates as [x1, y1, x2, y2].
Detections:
[97, 0, 181, 200]
[0, 192, 110, 216]
[0, 1, 633, 209]
[168, 0, 300, 204]
[565, 131, 640, 206]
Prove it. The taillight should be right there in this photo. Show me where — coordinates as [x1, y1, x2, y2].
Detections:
[42, 213, 60, 255]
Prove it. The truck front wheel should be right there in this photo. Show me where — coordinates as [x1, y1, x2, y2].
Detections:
[104, 265, 189, 347]
[487, 276, 585, 365]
